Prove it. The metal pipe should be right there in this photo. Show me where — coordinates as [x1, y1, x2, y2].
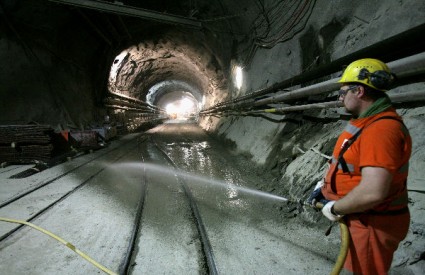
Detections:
[104, 98, 160, 111]
[253, 78, 339, 106]
[263, 101, 343, 113]
[252, 23, 425, 95]
[389, 90, 425, 103]
[389, 52, 425, 78]
[108, 90, 160, 109]
[48, 0, 202, 29]
[211, 90, 425, 116]
[104, 104, 163, 115]
[202, 51, 425, 115]
[204, 22, 425, 112]
[255, 51, 425, 107]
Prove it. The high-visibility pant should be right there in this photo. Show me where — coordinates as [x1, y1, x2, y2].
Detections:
[343, 210, 410, 275]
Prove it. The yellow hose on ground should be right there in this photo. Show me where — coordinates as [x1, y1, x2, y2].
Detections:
[1, 212, 350, 275]
[0, 217, 117, 275]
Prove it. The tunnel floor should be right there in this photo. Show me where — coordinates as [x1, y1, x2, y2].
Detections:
[0, 121, 339, 274]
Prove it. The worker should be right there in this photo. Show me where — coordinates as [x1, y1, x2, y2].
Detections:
[307, 58, 412, 275]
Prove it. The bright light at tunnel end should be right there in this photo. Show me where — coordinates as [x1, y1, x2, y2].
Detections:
[165, 97, 197, 120]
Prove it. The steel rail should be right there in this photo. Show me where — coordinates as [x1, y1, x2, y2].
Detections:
[118, 136, 149, 275]
[150, 137, 219, 275]
[0, 141, 140, 242]
[0, 135, 141, 209]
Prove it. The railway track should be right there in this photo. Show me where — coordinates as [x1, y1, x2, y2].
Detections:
[1, 123, 338, 274]
[0, 134, 142, 209]
[0, 135, 142, 241]
[0, 134, 145, 274]
[119, 135, 218, 274]
[146, 137, 217, 275]
[0, 132, 218, 274]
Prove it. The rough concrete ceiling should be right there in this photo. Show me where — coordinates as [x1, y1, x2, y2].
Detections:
[0, 0, 243, 125]
[68, 0, 237, 110]
[84, 0, 318, 110]
[5, 0, 423, 127]
[108, 29, 227, 108]
[3, 0, 318, 121]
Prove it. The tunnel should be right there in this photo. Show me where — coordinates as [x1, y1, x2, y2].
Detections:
[1, 1, 425, 274]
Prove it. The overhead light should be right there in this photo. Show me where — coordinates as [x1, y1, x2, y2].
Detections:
[235, 66, 243, 90]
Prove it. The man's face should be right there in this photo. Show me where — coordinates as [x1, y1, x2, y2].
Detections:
[338, 85, 360, 115]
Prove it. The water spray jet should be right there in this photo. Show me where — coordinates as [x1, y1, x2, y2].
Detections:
[112, 162, 290, 203]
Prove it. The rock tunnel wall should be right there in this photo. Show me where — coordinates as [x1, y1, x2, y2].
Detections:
[0, 1, 112, 128]
[107, 29, 229, 107]
[0, 1, 232, 129]
[199, 0, 425, 273]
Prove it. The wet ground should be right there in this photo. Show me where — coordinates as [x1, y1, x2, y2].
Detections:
[0, 121, 339, 274]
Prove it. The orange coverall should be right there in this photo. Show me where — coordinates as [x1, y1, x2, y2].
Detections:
[322, 109, 411, 274]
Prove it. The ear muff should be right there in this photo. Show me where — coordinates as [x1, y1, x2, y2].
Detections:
[370, 70, 393, 90]
[357, 68, 393, 90]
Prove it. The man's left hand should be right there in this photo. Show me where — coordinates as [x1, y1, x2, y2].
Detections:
[322, 201, 344, 221]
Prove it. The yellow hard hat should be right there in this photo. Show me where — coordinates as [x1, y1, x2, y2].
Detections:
[338, 58, 393, 91]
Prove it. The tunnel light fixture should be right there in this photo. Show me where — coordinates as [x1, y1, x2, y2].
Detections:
[235, 66, 243, 90]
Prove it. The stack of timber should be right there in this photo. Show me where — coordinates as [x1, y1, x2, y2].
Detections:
[0, 125, 61, 164]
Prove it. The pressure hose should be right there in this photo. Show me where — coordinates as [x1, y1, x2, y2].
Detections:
[1, 204, 350, 275]
[315, 202, 350, 275]
[0, 217, 117, 275]
[332, 220, 350, 275]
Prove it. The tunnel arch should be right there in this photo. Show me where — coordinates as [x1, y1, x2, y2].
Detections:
[107, 29, 229, 117]
[147, 80, 202, 107]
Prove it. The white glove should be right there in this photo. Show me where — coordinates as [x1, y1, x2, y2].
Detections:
[322, 201, 344, 221]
